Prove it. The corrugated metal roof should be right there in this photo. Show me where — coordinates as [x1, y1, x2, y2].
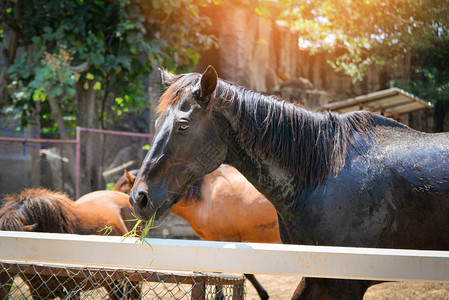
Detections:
[316, 88, 432, 120]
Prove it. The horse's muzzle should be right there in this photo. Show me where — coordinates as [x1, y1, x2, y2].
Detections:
[129, 188, 154, 220]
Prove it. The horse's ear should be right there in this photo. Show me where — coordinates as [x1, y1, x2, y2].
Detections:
[199, 65, 217, 102]
[124, 171, 136, 185]
[159, 68, 175, 88]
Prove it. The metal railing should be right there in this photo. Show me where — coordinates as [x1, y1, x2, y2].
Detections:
[0, 127, 153, 199]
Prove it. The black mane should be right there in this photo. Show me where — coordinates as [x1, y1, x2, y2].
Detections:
[158, 72, 377, 186]
[215, 81, 376, 185]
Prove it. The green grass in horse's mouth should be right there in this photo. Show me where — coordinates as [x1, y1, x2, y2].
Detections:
[122, 212, 156, 245]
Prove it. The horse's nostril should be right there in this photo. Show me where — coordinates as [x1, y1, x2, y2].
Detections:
[137, 191, 149, 209]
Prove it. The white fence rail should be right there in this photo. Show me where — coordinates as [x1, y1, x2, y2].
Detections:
[1, 231, 449, 282]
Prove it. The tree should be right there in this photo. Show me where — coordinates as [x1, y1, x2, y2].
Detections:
[0, 0, 217, 133]
[257, 0, 449, 130]
[272, 0, 449, 87]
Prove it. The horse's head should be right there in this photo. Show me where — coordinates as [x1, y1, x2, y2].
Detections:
[130, 66, 230, 221]
[113, 170, 137, 194]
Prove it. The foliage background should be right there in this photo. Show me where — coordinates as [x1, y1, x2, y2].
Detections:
[271, 0, 449, 107]
[0, 0, 217, 134]
[1, 0, 448, 133]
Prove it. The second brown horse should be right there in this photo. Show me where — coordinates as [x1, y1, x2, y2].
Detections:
[115, 164, 280, 300]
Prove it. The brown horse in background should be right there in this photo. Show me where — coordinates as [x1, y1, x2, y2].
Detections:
[115, 164, 280, 300]
[115, 165, 280, 243]
[0, 188, 139, 299]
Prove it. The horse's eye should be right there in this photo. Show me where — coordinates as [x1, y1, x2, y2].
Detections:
[178, 123, 189, 133]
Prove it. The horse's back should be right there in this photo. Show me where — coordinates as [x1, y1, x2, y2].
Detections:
[373, 122, 449, 187]
[76, 190, 128, 201]
[0, 188, 77, 233]
[302, 120, 449, 249]
[75, 190, 133, 235]
[372, 113, 449, 148]
[376, 127, 449, 250]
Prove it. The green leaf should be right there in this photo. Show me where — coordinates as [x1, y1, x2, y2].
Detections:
[93, 81, 102, 90]
[93, 0, 105, 8]
[66, 86, 76, 96]
[97, 31, 104, 41]
[51, 85, 63, 97]
[32, 88, 47, 102]
[86, 73, 94, 80]
[115, 97, 124, 105]
[142, 144, 150, 151]
[90, 53, 105, 65]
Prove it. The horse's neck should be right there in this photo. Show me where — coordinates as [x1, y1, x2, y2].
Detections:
[225, 139, 297, 212]
[221, 116, 294, 212]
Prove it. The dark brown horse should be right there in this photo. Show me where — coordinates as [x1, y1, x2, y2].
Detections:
[115, 166, 279, 300]
[129, 66, 449, 299]
[0, 188, 139, 299]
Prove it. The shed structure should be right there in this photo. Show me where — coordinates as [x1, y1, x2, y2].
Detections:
[316, 88, 432, 120]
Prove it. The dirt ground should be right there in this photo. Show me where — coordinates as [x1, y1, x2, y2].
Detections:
[246, 275, 449, 299]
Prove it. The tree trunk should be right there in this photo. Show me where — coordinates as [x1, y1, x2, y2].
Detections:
[45, 88, 77, 192]
[29, 102, 42, 188]
[75, 79, 102, 195]
[0, 0, 21, 104]
[76, 79, 99, 129]
[148, 61, 161, 134]
[46, 92, 73, 140]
